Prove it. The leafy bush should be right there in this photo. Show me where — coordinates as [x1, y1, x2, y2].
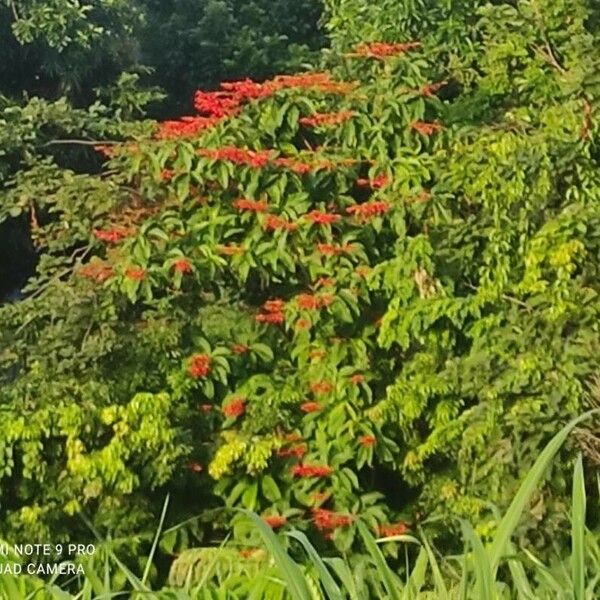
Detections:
[1, 0, 600, 578]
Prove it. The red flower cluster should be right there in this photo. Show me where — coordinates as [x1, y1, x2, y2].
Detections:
[299, 111, 355, 128]
[411, 121, 443, 136]
[269, 72, 355, 94]
[194, 91, 241, 118]
[93, 144, 116, 158]
[312, 509, 354, 531]
[233, 198, 269, 212]
[292, 464, 333, 478]
[300, 401, 322, 413]
[273, 157, 313, 174]
[295, 318, 312, 330]
[352, 41, 422, 58]
[263, 515, 287, 529]
[78, 262, 114, 283]
[173, 259, 193, 273]
[187, 461, 203, 473]
[347, 201, 391, 221]
[155, 116, 219, 140]
[255, 298, 285, 325]
[263, 214, 298, 231]
[125, 267, 146, 281]
[377, 522, 409, 537]
[316, 243, 355, 256]
[220, 78, 273, 100]
[277, 444, 307, 458]
[223, 397, 246, 418]
[356, 173, 390, 189]
[188, 354, 211, 378]
[305, 210, 341, 225]
[310, 381, 334, 395]
[199, 147, 274, 168]
[93, 227, 129, 244]
[359, 435, 376, 447]
[231, 343, 250, 354]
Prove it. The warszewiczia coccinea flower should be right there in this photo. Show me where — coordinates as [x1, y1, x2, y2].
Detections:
[291, 464, 333, 478]
[262, 515, 287, 529]
[377, 522, 409, 537]
[263, 298, 285, 313]
[277, 444, 307, 458]
[359, 435, 376, 447]
[263, 214, 298, 231]
[231, 343, 250, 354]
[295, 318, 312, 330]
[155, 116, 220, 140]
[78, 263, 114, 283]
[356, 173, 390, 189]
[310, 381, 334, 394]
[173, 259, 193, 273]
[350, 41, 421, 59]
[411, 120, 444, 136]
[93, 227, 129, 244]
[312, 509, 354, 531]
[255, 312, 284, 325]
[316, 242, 355, 255]
[193, 90, 241, 118]
[188, 353, 211, 378]
[305, 210, 342, 225]
[198, 147, 274, 168]
[300, 401, 322, 413]
[223, 397, 246, 418]
[233, 198, 268, 212]
[125, 267, 146, 281]
[346, 201, 391, 221]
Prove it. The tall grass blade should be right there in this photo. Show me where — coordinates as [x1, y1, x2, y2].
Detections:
[286, 530, 343, 600]
[420, 533, 449, 600]
[142, 493, 170, 586]
[241, 510, 312, 600]
[324, 558, 360, 600]
[404, 546, 428, 600]
[357, 520, 402, 600]
[461, 520, 494, 600]
[489, 409, 599, 571]
[572, 453, 586, 600]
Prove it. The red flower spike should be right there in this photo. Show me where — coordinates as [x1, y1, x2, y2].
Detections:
[277, 444, 307, 458]
[351, 41, 421, 59]
[359, 435, 376, 447]
[300, 401, 322, 413]
[199, 147, 274, 168]
[173, 259, 193, 274]
[292, 464, 333, 478]
[255, 312, 285, 325]
[188, 354, 211, 378]
[93, 228, 128, 244]
[377, 522, 409, 537]
[263, 515, 288, 529]
[264, 214, 298, 231]
[223, 397, 246, 418]
[125, 267, 146, 281]
[312, 509, 354, 531]
[346, 201, 391, 221]
[410, 121, 444, 136]
[231, 343, 250, 354]
[78, 263, 114, 283]
[310, 381, 333, 395]
[296, 318, 312, 330]
[305, 210, 341, 226]
[233, 198, 269, 213]
[263, 298, 286, 313]
[156, 116, 220, 140]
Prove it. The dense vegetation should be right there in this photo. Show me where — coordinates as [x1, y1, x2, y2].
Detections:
[1, 0, 600, 596]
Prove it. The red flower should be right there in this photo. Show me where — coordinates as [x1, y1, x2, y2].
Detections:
[296, 318, 312, 330]
[297, 294, 321, 310]
[310, 381, 333, 395]
[318, 294, 334, 307]
[314, 277, 335, 288]
[411, 121, 443, 136]
[300, 401, 322, 413]
[78, 263, 114, 283]
[263, 298, 286, 313]
[263, 515, 288, 529]
[188, 354, 211, 378]
[347, 201, 391, 221]
[377, 522, 409, 537]
[160, 169, 175, 182]
[220, 78, 272, 100]
[350, 374, 365, 385]
[359, 435, 376, 447]
[187, 461, 204, 473]
[305, 211, 341, 225]
[233, 198, 269, 212]
[255, 312, 285, 325]
[267, 72, 355, 94]
[299, 111, 355, 127]
[93, 144, 115, 158]
[125, 267, 146, 281]
[285, 432, 303, 442]
[277, 444, 307, 458]
[312, 509, 354, 531]
[292, 464, 333, 478]
[173, 259, 193, 274]
[193, 91, 240, 118]
[199, 147, 274, 168]
[421, 81, 448, 97]
[351, 41, 421, 59]
[356, 174, 390, 189]
[316, 242, 355, 256]
[273, 157, 314, 174]
[93, 227, 128, 244]
[156, 116, 220, 139]
[223, 397, 246, 418]
[264, 214, 298, 231]
[231, 343, 250, 354]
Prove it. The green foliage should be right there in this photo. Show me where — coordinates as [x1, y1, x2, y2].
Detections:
[2, 0, 600, 592]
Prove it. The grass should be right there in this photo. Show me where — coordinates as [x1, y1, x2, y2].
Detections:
[1, 409, 599, 599]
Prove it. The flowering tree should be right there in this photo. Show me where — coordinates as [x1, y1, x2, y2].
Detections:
[1, 0, 600, 567]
